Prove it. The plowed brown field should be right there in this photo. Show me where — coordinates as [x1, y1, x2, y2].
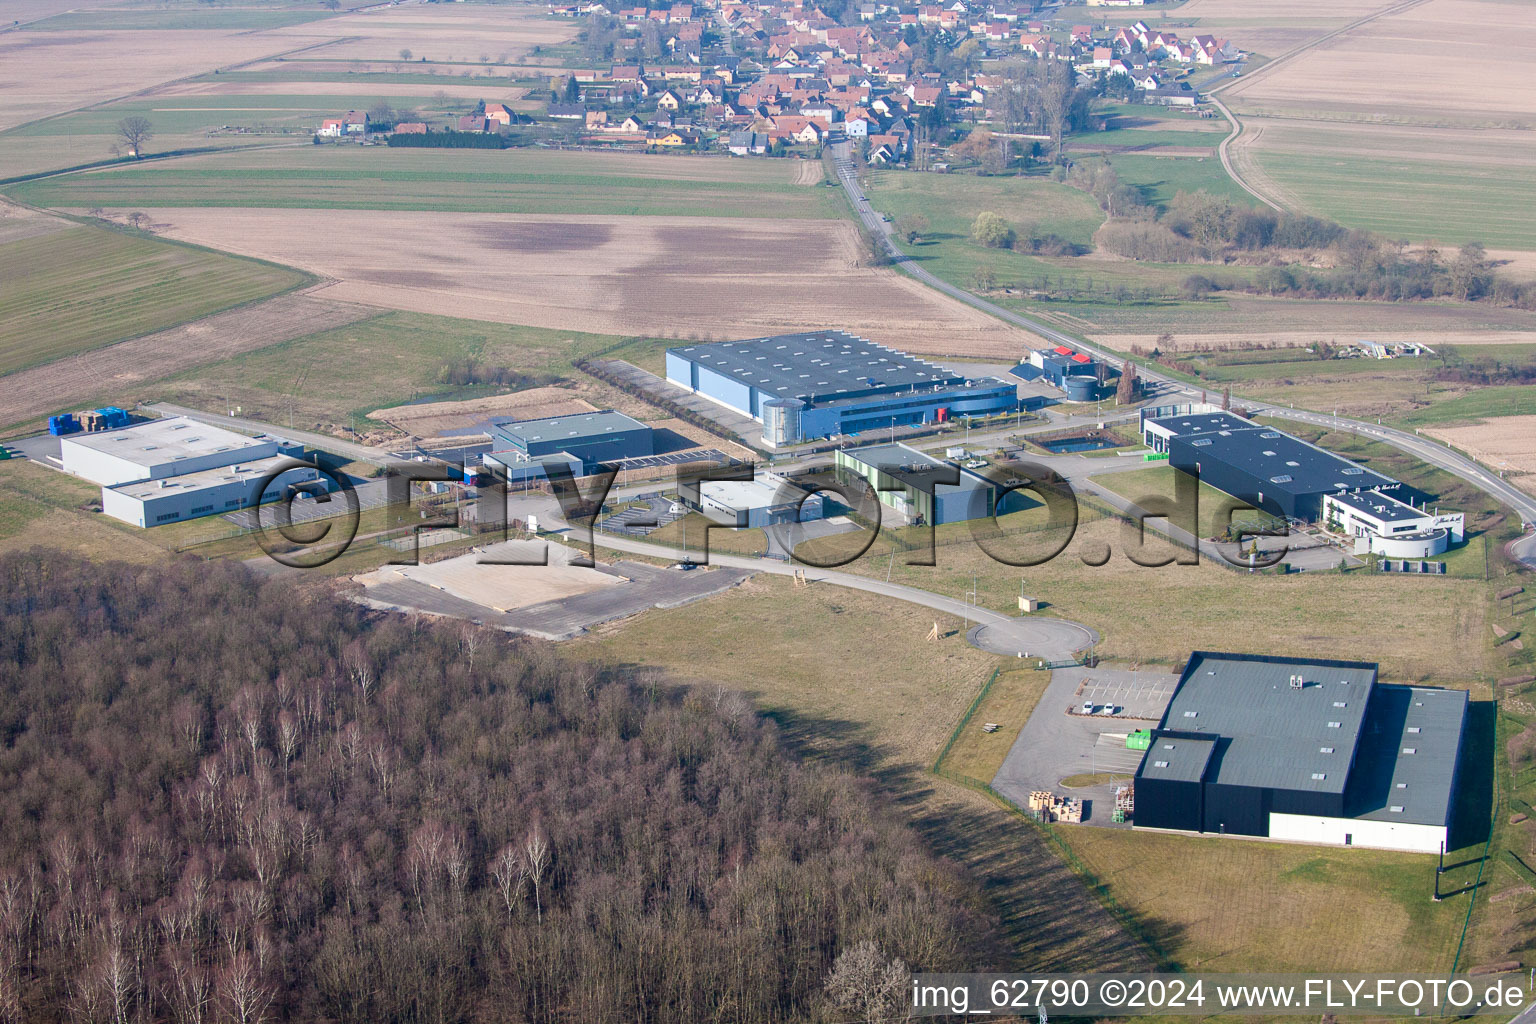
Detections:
[128, 208, 1039, 358]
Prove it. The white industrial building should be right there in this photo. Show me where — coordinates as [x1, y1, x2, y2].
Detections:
[687, 474, 825, 528]
[1323, 489, 1464, 558]
[53, 416, 318, 527]
[60, 417, 291, 486]
[103, 459, 325, 528]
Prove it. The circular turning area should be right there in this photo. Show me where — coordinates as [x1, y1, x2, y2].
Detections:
[967, 618, 1100, 663]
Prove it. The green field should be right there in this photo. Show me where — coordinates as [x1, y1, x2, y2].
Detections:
[863, 166, 1239, 296]
[10, 146, 841, 218]
[1255, 150, 1536, 250]
[1105, 152, 1257, 209]
[146, 311, 632, 430]
[1068, 128, 1220, 152]
[0, 94, 481, 181]
[0, 223, 304, 376]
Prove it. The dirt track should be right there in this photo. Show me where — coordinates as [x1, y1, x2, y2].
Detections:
[0, 290, 372, 430]
[130, 207, 1037, 359]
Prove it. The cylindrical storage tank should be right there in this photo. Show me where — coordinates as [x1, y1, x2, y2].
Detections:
[761, 398, 804, 447]
[1064, 375, 1098, 402]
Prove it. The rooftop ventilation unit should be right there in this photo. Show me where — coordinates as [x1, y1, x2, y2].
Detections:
[1289, 674, 1304, 689]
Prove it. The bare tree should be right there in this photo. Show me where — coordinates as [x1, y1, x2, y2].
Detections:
[490, 844, 523, 921]
[522, 825, 550, 923]
[217, 954, 273, 1024]
[399, 48, 412, 61]
[824, 940, 910, 1023]
[116, 117, 153, 160]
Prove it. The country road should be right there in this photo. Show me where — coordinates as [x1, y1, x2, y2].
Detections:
[829, 145, 1536, 567]
[1204, 0, 1437, 214]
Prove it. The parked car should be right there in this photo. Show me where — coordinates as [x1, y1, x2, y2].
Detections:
[1080, 702, 1095, 715]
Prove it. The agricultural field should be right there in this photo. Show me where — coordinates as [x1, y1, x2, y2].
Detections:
[0, 291, 372, 433]
[0, 21, 332, 133]
[12, 146, 843, 218]
[0, 2, 579, 179]
[1091, 338, 1536, 427]
[1234, 119, 1536, 251]
[1067, 0, 1400, 59]
[143, 312, 635, 435]
[0, 218, 305, 377]
[1217, 0, 1536, 251]
[1221, 0, 1536, 126]
[82, 205, 1034, 357]
[1422, 415, 1536, 500]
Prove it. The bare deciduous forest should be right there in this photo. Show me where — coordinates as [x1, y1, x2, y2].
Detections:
[0, 553, 1002, 1023]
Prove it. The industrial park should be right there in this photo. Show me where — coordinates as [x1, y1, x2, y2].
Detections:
[2, 0, 1534, 1009]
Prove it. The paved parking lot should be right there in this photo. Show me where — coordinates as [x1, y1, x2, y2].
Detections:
[991, 665, 1181, 826]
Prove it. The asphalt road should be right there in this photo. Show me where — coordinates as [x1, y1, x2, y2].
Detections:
[830, 144, 1536, 566]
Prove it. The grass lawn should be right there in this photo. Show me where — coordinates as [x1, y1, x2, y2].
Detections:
[865, 167, 1105, 250]
[1394, 387, 1536, 427]
[1105, 152, 1257, 209]
[798, 510, 1493, 683]
[1059, 825, 1477, 971]
[12, 146, 841, 218]
[0, 223, 304, 376]
[1092, 464, 1283, 540]
[935, 667, 1051, 784]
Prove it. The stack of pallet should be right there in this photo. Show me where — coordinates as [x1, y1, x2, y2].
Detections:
[1027, 791, 1083, 823]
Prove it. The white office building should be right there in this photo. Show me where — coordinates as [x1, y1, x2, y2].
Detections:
[1323, 489, 1464, 558]
[102, 458, 324, 528]
[688, 474, 825, 529]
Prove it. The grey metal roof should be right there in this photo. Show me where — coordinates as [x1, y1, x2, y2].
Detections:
[1348, 684, 1467, 828]
[1140, 734, 1216, 784]
[1150, 411, 1398, 498]
[669, 331, 968, 404]
[1150, 651, 1379, 794]
[492, 410, 647, 447]
[841, 441, 992, 494]
[1327, 488, 1429, 524]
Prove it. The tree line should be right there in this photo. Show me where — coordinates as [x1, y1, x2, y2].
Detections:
[1068, 166, 1536, 309]
[0, 552, 1002, 1023]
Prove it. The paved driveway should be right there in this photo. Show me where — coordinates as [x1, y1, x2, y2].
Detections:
[992, 665, 1181, 825]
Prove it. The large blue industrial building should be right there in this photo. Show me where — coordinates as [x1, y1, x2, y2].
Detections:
[665, 331, 1019, 447]
[483, 410, 654, 481]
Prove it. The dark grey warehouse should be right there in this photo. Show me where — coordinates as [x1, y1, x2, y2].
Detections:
[1134, 651, 1466, 854]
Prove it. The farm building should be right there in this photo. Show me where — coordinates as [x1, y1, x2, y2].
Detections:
[684, 473, 825, 528]
[484, 411, 653, 475]
[103, 459, 324, 528]
[665, 331, 1018, 447]
[834, 442, 1030, 525]
[1323, 489, 1465, 558]
[1134, 651, 1467, 855]
[1140, 406, 1399, 521]
[60, 416, 297, 486]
